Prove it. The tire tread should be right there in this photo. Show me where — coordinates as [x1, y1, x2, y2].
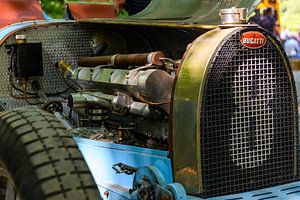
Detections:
[0, 108, 101, 200]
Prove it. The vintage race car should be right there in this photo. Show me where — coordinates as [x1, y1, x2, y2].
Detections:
[0, 0, 300, 200]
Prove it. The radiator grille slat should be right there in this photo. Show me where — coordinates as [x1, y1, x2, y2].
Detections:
[201, 29, 298, 197]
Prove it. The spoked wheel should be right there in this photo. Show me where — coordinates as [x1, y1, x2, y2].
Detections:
[0, 108, 101, 200]
[0, 162, 20, 200]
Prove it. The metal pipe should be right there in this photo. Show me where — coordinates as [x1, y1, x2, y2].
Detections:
[54, 112, 73, 131]
[69, 92, 151, 117]
[68, 92, 113, 108]
[78, 51, 165, 67]
[31, 80, 49, 103]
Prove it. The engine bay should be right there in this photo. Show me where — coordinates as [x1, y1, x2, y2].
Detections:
[0, 22, 205, 150]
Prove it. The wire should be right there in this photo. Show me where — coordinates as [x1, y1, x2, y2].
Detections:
[107, 124, 136, 130]
[9, 72, 44, 105]
[8, 47, 72, 100]
[9, 73, 26, 100]
[159, 57, 177, 69]
[8, 48, 25, 99]
[24, 97, 44, 105]
[12, 83, 38, 96]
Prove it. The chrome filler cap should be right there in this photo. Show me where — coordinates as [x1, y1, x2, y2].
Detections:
[219, 7, 247, 25]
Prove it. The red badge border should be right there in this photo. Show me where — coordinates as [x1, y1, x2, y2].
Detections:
[240, 31, 267, 50]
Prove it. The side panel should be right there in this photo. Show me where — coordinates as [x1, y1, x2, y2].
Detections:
[74, 138, 173, 198]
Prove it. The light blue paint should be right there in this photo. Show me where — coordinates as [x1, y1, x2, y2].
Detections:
[75, 137, 300, 200]
[199, 181, 300, 200]
[0, 19, 73, 43]
[75, 137, 173, 198]
[1, 18, 299, 200]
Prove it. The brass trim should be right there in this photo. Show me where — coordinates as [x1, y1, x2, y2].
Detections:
[78, 19, 217, 30]
[268, 36, 298, 178]
[172, 27, 238, 195]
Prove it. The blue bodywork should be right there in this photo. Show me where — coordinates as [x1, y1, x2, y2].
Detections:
[74, 137, 173, 199]
[2, 20, 300, 200]
[75, 137, 300, 200]
[0, 19, 72, 43]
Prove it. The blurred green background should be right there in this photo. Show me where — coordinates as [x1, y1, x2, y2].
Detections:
[41, 0, 300, 33]
[281, 0, 300, 32]
[41, 0, 65, 19]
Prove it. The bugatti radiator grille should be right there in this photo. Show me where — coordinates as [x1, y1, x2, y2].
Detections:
[201, 29, 298, 197]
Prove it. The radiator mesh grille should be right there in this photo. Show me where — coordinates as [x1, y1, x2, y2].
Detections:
[201, 29, 298, 197]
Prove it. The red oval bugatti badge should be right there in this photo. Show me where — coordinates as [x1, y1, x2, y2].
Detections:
[240, 31, 267, 49]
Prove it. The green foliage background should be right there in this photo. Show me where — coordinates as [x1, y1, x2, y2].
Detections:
[41, 0, 65, 19]
[281, 0, 300, 32]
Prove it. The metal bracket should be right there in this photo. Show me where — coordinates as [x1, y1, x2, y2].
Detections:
[112, 162, 137, 175]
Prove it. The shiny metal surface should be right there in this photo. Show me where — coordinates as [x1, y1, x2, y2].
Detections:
[172, 27, 237, 195]
[172, 27, 298, 197]
[72, 67, 174, 113]
[201, 29, 297, 197]
[0, 20, 195, 149]
[219, 7, 247, 24]
[79, 0, 260, 30]
[127, 0, 258, 25]
[0, 13, 295, 200]
[0, 21, 195, 109]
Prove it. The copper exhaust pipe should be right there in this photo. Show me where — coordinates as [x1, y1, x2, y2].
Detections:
[78, 51, 165, 67]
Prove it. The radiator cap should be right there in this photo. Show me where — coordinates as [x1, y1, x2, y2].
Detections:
[219, 7, 247, 25]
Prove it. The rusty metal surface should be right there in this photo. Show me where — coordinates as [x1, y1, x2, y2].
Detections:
[78, 51, 165, 67]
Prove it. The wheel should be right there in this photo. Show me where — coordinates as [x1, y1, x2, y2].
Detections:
[0, 108, 101, 200]
[0, 162, 20, 200]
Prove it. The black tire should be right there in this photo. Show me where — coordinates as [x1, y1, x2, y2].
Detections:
[0, 108, 101, 200]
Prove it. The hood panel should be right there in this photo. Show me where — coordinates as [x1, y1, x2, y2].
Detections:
[128, 0, 259, 25]
[0, 0, 44, 29]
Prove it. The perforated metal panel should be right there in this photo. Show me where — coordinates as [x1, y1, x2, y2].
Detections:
[0, 24, 95, 106]
[0, 23, 155, 110]
[201, 29, 298, 197]
[126, 0, 151, 15]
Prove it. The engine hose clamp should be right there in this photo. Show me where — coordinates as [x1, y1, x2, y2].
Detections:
[147, 52, 154, 65]
[110, 54, 119, 65]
